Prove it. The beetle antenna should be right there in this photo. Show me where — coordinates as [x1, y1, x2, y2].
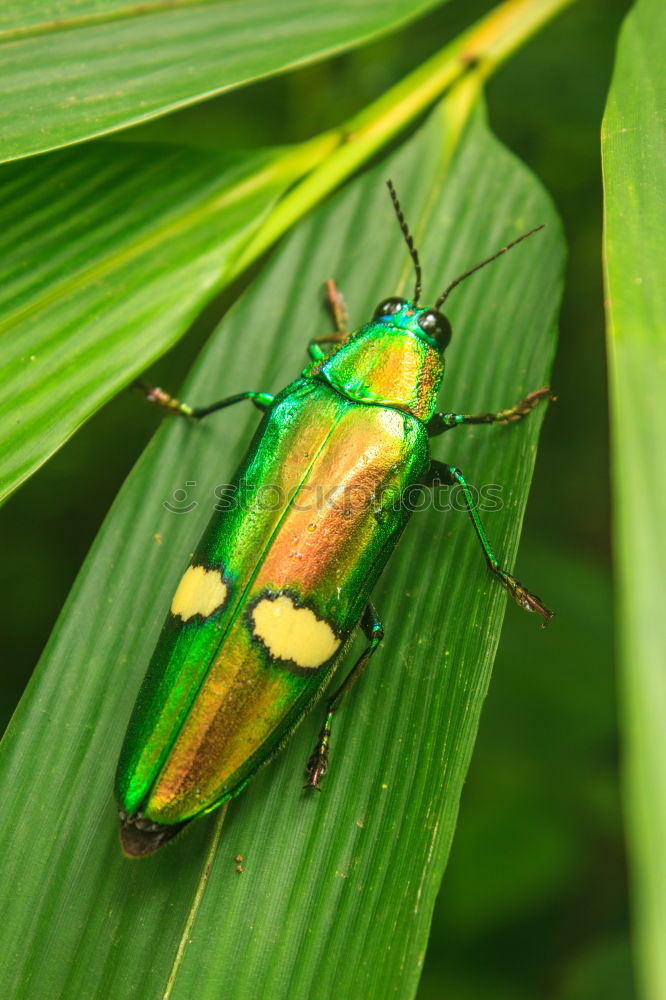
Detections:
[386, 179, 422, 306]
[435, 225, 545, 310]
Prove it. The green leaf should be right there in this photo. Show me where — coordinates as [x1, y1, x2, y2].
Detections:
[0, 0, 572, 507]
[0, 137, 331, 505]
[0, 100, 562, 999]
[0, 0, 442, 164]
[602, 0, 666, 996]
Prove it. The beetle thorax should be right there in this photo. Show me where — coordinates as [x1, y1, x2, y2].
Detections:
[316, 326, 444, 422]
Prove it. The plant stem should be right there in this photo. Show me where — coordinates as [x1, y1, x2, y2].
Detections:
[232, 0, 576, 277]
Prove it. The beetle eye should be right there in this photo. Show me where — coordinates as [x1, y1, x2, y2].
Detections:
[373, 297, 405, 319]
[417, 309, 452, 350]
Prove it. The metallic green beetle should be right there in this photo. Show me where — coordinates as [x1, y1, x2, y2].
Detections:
[116, 183, 553, 857]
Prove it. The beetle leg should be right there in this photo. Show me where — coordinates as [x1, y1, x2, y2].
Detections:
[324, 278, 349, 338]
[428, 460, 554, 626]
[305, 601, 384, 790]
[133, 381, 274, 419]
[307, 279, 350, 361]
[427, 386, 554, 436]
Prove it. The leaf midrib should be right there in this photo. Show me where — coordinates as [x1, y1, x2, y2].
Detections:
[0, 0, 225, 45]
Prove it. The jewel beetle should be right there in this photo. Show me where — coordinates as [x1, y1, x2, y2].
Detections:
[115, 181, 553, 857]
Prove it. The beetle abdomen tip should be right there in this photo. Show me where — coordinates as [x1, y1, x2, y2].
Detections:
[119, 813, 186, 858]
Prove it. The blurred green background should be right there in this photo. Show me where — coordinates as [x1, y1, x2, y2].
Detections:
[0, 0, 631, 996]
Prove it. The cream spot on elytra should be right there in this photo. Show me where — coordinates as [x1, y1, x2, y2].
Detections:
[170, 565, 227, 621]
[251, 595, 340, 669]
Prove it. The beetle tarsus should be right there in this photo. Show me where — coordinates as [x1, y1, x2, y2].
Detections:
[132, 379, 194, 417]
[497, 385, 555, 423]
[497, 570, 554, 627]
[305, 727, 331, 790]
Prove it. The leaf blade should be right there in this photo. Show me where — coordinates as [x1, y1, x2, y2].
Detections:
[602, 0, 666, 996]
[0, 139, 330, 504]
[0, 101, 563, 1000]
[0, 0, 442, 163]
